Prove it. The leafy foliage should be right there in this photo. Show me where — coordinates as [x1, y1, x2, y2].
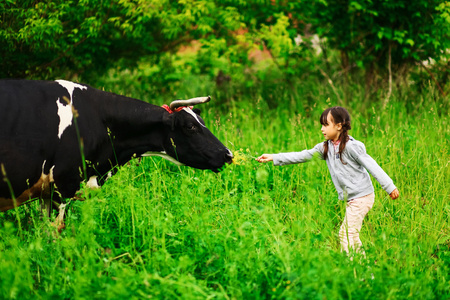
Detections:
[2, 0, 448, 97]
[313, 0, 450, 73]
[0, 0, 243, 79]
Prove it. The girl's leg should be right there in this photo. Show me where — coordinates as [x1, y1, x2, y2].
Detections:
[339, 193, 375, 255]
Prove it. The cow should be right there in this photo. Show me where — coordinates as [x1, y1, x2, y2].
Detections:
[0, 79, 233, 216]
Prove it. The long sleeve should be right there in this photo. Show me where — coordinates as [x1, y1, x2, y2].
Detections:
[273, 143, 324, 166]
[347, 142, 397, 195]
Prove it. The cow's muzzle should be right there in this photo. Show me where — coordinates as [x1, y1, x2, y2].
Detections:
[212, 149, 233, 173]
[225, 149, 233, 164]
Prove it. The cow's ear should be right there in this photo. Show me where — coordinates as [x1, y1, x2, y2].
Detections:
[193, 108, 201, 115]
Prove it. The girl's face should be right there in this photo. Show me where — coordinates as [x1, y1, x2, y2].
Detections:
[321, 112, 342, 142]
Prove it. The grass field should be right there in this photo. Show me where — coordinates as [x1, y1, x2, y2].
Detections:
[0, 83, 449, 299]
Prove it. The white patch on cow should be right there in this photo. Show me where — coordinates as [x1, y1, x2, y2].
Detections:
[141, 151, 185, 166]
[56, 100, 73, 139]
[86, 176, 100, 189]
[55, 80, 87, 139]
[182, 107, 206, 128]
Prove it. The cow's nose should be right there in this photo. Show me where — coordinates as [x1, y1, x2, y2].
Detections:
[225, 149, 233, 163]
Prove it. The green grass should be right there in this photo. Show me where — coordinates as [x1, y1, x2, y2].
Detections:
[0, 85, 449, 299]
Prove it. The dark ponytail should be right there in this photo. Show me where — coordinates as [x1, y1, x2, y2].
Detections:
[320, 107, 351, 163]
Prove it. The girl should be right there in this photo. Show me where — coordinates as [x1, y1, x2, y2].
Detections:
[257, 106, 399, 255]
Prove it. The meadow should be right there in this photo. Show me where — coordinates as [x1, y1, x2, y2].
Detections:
[0, 81, 449, 299]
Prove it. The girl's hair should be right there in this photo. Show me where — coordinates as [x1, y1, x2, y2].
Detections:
[320, 106, 351, 163]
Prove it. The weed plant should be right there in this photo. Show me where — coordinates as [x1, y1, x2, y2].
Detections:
[0, 82, 449, 299]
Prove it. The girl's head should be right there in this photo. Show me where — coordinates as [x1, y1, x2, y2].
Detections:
[320, 107, 351, 141]
[320, 107, 351, 162]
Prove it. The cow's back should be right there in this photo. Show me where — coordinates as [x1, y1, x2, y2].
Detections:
[0, 79, 65, 135]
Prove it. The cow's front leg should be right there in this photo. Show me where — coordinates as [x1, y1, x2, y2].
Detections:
[39, 197, 53, 218]
[39, 195, 66, 232]
[52, 202, 67, 232]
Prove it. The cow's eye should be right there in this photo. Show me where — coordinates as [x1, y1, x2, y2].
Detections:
[188, 124, 196, 131]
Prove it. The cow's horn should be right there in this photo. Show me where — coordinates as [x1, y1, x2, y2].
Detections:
[169, 96, 211, 111]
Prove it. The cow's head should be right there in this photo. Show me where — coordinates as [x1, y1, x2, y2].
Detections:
[160, 96, 233, 172]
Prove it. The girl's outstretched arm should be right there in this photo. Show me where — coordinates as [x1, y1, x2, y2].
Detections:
[257, 154, 273, 163]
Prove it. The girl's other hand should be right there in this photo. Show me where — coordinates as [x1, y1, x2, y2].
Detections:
[256, 154, 273, 163]
[389, 188, 399, 199]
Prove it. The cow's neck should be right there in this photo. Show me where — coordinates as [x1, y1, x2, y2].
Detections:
[99, 95, 168, 165]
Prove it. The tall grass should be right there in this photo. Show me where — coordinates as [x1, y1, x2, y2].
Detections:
[0, 82, 449, 299]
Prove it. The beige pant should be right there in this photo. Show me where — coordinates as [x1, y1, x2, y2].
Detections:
[339, 193, 375, 255]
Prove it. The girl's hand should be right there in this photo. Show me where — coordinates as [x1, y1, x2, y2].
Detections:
[389, 188, 399, 199]
[256, 154, 273, 163]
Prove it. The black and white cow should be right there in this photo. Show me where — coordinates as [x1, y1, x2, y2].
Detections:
[0, 79, 233, 213]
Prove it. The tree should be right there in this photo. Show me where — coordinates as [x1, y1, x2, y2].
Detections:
[312, 0, 450, 95]
[1, 0, 448, 97]
[0, 0, 244, 79]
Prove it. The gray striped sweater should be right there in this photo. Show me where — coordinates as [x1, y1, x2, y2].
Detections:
[272, 136, 396, 201]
